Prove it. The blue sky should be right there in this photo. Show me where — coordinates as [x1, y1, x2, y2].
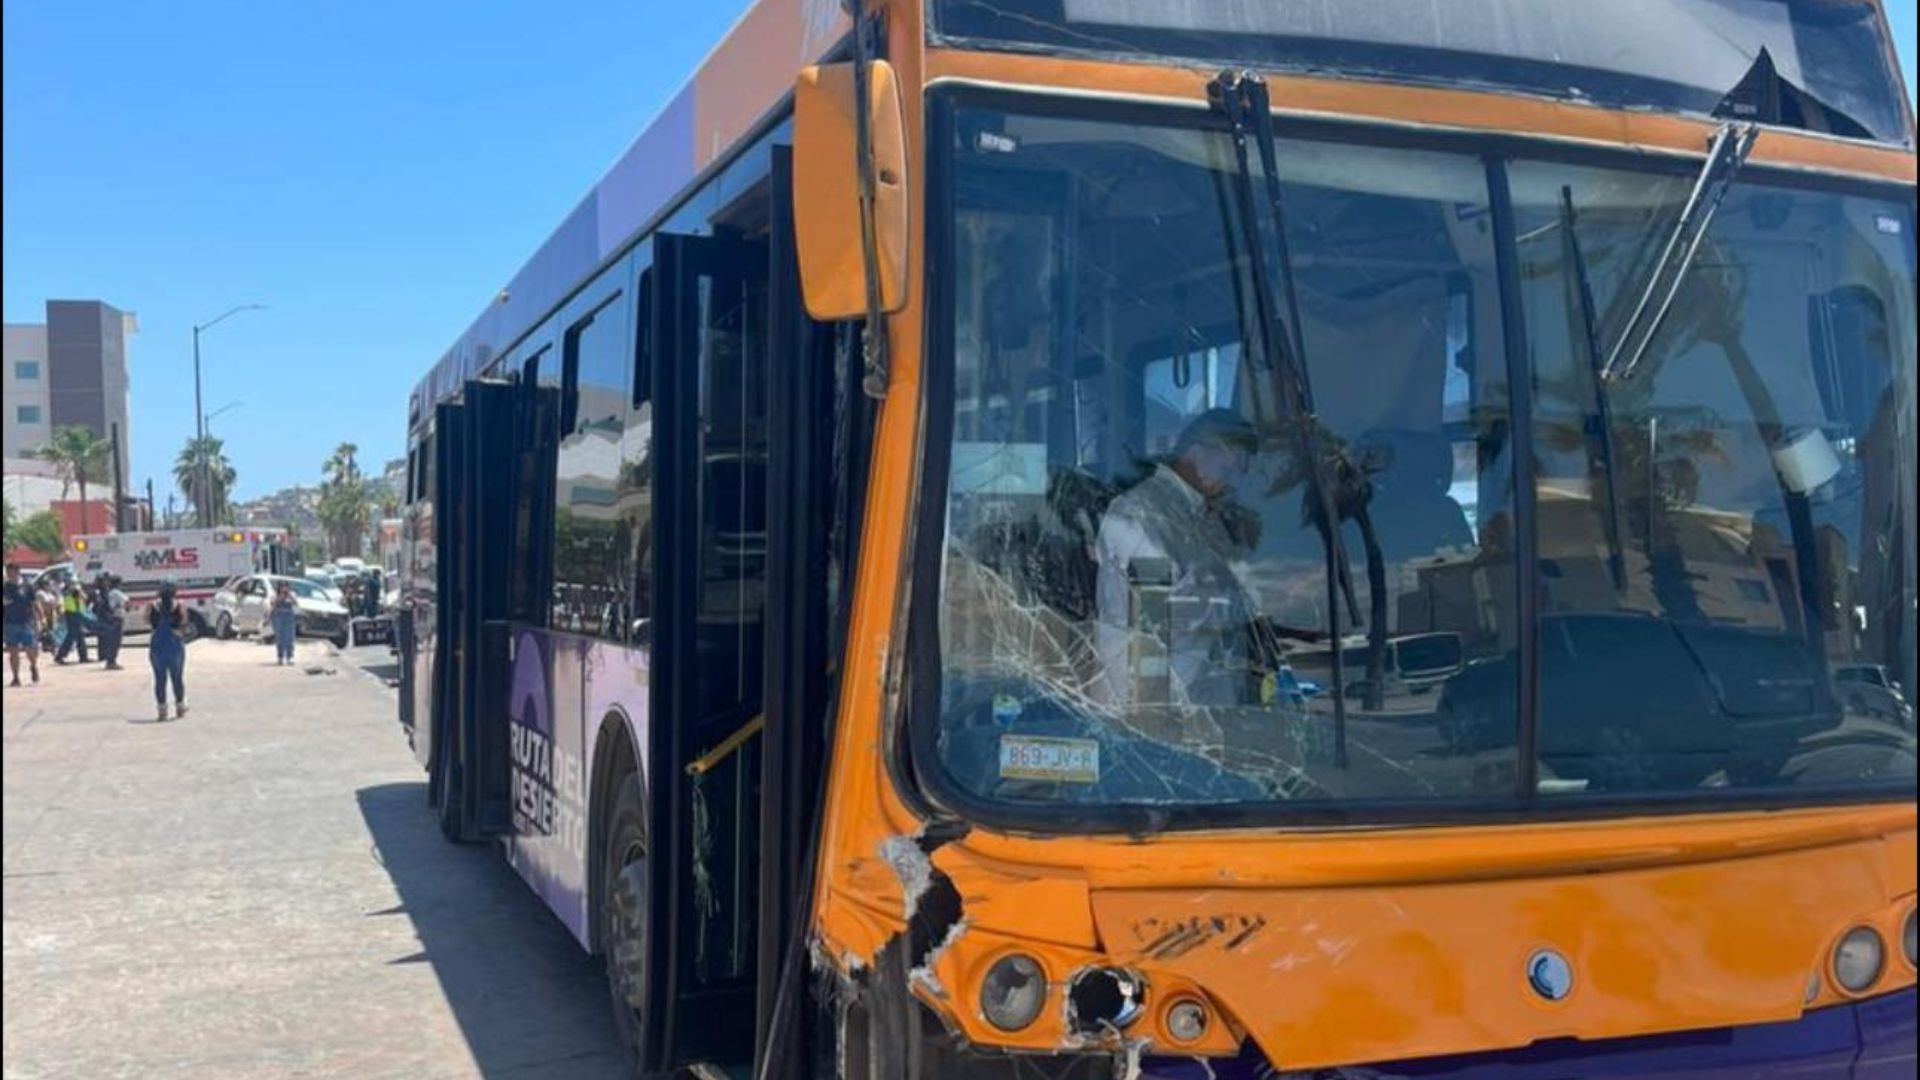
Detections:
[5, 1, 1918, 502]
[3, 1, 756, 501]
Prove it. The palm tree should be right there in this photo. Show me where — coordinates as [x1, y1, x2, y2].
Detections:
[317, 443, 370, 558]
[1268, 416, 1393, 713]
[35, 426, 112, 523]
[174, 436, 238, 525]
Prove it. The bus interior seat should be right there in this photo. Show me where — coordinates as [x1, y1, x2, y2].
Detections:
[1354, 428, 1473, 561]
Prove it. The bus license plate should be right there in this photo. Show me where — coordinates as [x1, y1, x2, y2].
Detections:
[999, 735, 1100, 784]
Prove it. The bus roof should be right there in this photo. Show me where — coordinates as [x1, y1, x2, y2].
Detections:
[414, 0, 848, 415]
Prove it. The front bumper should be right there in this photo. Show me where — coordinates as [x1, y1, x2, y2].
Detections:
[1141, 987, 1916, 1079]
[297, 612, 347, 638]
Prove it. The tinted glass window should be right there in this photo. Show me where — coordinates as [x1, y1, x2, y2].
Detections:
[1509, 163, 1916, 795]
[933, 0, 1912, 143]
[694, 245, 770, 720]
[507, 346, 555, 626]
[553, 293, 634, 640]
[628, 265, 655, 638]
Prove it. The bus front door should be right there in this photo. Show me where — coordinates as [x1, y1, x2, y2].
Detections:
[651, 226, 773, 1069]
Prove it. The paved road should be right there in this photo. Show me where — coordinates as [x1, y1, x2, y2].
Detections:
[2, 634, 628, 1079]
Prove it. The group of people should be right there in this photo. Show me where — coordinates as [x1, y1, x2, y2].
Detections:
[1, 566, 130, 672]
[338, 567, 385, 620]
[4, 562, 192, 722]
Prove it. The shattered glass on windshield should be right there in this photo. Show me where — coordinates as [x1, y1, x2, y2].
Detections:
[925, 102, 1917, 817]
[931, 107, 1522, 808]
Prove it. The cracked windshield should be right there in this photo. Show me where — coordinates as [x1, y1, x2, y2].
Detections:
[931, 105, 1916, 811]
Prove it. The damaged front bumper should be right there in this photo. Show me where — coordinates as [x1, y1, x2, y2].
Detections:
[1138, 986, 1917, 1079]
[814, 809, 1917, 1077]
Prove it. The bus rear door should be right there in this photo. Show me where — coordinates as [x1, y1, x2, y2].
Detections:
[427, 378, 525, 842]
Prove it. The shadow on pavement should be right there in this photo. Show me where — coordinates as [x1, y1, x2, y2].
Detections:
[356, 783, 629, 1079]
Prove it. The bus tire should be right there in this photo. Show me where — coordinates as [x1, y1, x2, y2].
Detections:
[429, 709, 469, 842]
[600, 772, 650, 1071]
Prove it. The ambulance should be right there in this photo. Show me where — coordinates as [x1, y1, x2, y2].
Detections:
[69, 528, 298, 635]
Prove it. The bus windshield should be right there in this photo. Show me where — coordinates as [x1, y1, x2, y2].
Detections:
[924, 98, 1916, 822]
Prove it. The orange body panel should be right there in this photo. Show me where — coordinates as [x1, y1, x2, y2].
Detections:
[1085, 837, 1914, 1069]
[923, 50, 1919, 184]
[692, 0, 847, 172]
[810, 2, 1919, 1067]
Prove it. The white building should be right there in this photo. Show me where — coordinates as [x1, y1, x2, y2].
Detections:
[3, 301, 138, 483]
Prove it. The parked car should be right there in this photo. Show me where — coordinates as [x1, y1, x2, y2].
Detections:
[302, 570, 346, 603]
[1437, 613, 1838, 790]
[1834, 665, 1915, 731]
[28, 562, 74, 590]
[209, 573, 351, 648]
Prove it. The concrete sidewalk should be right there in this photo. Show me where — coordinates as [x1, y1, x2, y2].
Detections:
[2, 636, 627, 1079]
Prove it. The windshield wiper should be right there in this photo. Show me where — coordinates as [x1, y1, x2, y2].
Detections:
[1211, 70, 1357, 768]
[1560, 186, 1630, 595]
[1600, 121, 1758, 384]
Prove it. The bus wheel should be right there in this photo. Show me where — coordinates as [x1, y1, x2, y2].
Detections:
[430, 713, 471, 842]
[601, 773, 649, 1069]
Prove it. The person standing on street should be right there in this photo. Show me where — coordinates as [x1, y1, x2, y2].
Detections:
[4, 564, 42, 687]
[269, 581, 299, 665]
[35, 577, 61, 653]
[96, 575, 129, 670]
[147, 581, 190, 721]
[54, 582, 91, 665]
[363, 568, 383, 619]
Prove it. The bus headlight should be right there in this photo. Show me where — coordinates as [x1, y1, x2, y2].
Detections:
[1903, 910, 1916, 970]
[980, 954, 1046, 1032]
[1832, 927, 1884, 994]
[1165, 999, 1209, 1043]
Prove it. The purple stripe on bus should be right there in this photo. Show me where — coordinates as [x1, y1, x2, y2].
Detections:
[1141, 989, 1915, 1080]
[1854, 987, 1919, 1080]
[504, 626, 652, 950]
[597, 84, 697, 258]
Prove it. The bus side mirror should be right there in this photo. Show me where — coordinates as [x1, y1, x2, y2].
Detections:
[793, 60, 909, 321]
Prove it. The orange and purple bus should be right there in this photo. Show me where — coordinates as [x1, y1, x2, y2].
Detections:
[399, 1, 1916, 1075]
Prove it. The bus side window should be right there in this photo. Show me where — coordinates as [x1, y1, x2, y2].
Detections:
[552, 288, 633, 640]
[629, 265, 654, 642]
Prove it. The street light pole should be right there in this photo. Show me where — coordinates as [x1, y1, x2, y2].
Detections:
[192, 324, 205, 525]
[191, 304, 265, 526]
[206, 401, 243, 433]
